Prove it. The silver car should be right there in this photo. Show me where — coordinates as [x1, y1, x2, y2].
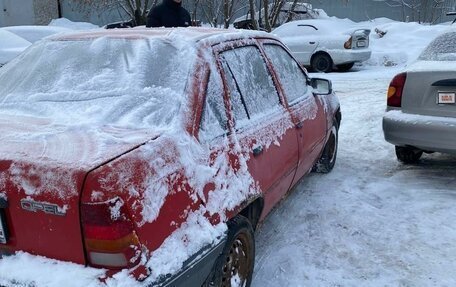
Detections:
[383, 30, 456, 163]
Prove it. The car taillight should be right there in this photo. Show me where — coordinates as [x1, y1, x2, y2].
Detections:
[81, 198, 141, 269]
[344, 37, 352, 49]
[387, 72, 407, 107]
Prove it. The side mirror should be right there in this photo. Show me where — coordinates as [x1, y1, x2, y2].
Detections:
[310, 78, 333, 95]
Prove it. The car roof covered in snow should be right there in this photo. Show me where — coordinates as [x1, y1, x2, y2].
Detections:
[49, 27, 278, 46]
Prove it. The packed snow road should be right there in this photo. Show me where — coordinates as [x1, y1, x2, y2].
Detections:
[252, 66, 456, 287]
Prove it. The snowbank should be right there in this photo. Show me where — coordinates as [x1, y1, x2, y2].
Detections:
[2, 26, 72, 43]
[48, 18, 99, 30]
[362, 19, 451, 66]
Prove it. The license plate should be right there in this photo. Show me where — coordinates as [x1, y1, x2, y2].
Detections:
[357, 41, 366, 47]
[438, 92, 456, 104]
[0, 212, 7, 244]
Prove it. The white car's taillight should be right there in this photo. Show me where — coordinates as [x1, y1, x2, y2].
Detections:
[344, 37, 352, 49]
[387, 73, 407, 108]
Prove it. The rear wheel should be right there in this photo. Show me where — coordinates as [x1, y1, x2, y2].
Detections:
[311, 53, 333, 73]
[336, 62, 355, 72]
[395, 146, 423, 164]
[313, 124, 338, 173]
[205, 215, 255, 287]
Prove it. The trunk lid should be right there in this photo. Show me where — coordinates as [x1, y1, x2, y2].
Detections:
[403, 63, 456, 118]
[0, 114, 157, 264]
[350, 29, 370, 49]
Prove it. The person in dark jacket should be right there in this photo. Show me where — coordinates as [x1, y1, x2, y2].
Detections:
[146, 0, 191, 28]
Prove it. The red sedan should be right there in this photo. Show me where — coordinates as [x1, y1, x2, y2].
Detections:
[0, 28, 340, 287]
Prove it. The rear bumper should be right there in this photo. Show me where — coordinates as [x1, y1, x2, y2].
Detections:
[0, 237, 226, 287]
[329, 49, 371, 65]
[383, 110, 456, 154]
[154, 238, 226, 287]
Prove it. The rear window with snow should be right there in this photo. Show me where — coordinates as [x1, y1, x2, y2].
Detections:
[418, 32, 456, 61]
[0, 37, 195, 129]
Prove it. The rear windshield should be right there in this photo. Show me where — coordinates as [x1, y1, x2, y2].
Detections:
[418, 32, 456, 61]
[0, 37, 195, 129]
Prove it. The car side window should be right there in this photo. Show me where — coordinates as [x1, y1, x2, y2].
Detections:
[263, 44, 310, 104]
[221, 46, 280, 123]
[199, 70, 228, 142]
[220, 61, 249, 122]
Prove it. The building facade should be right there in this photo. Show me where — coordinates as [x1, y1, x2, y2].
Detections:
[0, 0, 59, 26]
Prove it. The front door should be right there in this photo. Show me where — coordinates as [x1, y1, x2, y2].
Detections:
[262, 42, 326, 185]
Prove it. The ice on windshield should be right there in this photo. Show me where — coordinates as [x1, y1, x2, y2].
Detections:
[418, 32, 456, 61]
[0, 37, 195, 129]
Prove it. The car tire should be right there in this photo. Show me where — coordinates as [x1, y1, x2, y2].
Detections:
[311, 53, 333, 73]
[336, 62, 355, 72]
[395, 146, 423, 164]
[204, 215, 255, 287]
[312, 124, 338, 173]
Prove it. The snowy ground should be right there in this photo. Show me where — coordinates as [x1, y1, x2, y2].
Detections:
[252, 66, 456, 287]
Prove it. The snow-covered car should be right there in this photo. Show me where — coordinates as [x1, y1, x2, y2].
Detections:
[0, 29, 31, 67]
[273, 19, 372, 72]
[1, 25, 72, 43]
[0, 28, 340, 286]
[383, 30, 456, 163]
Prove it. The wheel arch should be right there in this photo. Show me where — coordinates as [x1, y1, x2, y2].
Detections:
[311, 50, 333, 65]
[310, 51, 334, 73]
[239, 197, 264, 231]
[335, 108, 342, 129]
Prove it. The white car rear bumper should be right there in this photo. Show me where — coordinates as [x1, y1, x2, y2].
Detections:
[329, 49, 371, 65]
[383, 110, 456, 154]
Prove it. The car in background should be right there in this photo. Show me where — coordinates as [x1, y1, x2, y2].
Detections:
[233, 2, 319, 30]
[0, 28, 340, 286]
[273, 19, 371, 72]
[0, 29, 31, 67]
[1, 25, 72, 43]
[383, 30, 456, 163]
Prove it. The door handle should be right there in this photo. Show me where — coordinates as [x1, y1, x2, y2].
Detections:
[252, 146, 263, 156]
[309, 41, 316, 44]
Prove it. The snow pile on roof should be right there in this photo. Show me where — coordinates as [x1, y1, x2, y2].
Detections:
[0, 29, 31, 65]
[48, 17, 99, 30]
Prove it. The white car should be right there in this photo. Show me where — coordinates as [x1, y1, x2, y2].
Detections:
[383, 30, 456, 163]
[0, 29, 31, 67]
[273, 19, 372, 72]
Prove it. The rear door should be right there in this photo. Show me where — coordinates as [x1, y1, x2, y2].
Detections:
[279, 24, 319, 64]
[215, 42, 299, 217]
